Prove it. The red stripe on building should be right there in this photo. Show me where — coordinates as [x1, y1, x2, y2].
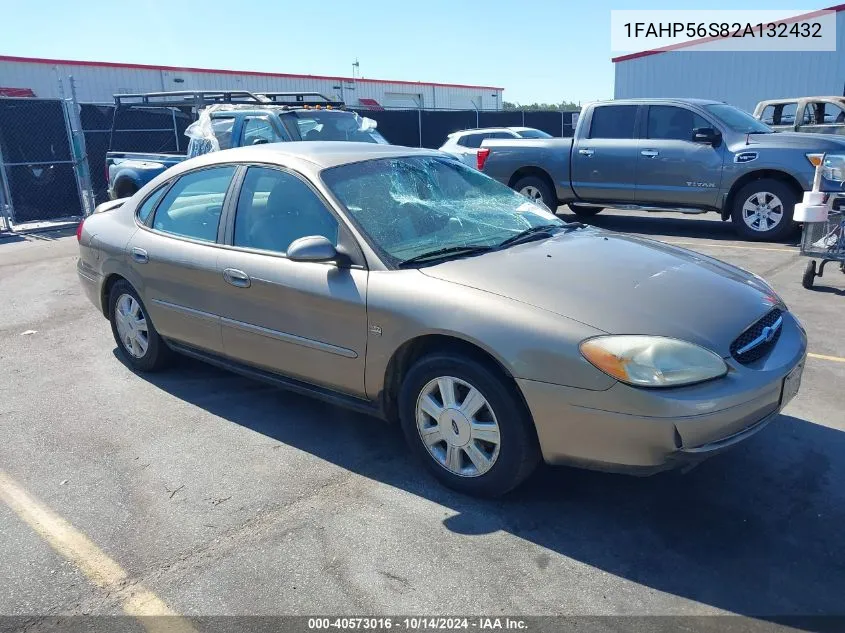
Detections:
[0, 55, 504, 91]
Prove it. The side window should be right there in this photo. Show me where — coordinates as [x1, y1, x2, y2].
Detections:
[460, 134, 484, 148]
[488, 131, 514, 139]
[759, 105, 776, 125]
[210, 117, 235, 150]
[589, 106, 637, 139]
[233, 167, 339, 254]
[152, 166, 236, 242]
[646, 106, 710, 141]
[136, 185, 168, 224]
[779, 103, 798, 125]
[242, 117, 282, 146]
[827, 102, 845, 123]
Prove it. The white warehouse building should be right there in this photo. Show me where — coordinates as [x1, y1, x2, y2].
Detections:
[0, 54, 504, 110]
[614, 6, 845, 113]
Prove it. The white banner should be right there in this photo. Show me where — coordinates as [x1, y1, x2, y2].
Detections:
[611, 9, 837, 54]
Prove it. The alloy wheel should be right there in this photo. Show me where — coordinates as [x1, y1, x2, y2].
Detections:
[415, 376, 501, 477]
[742, 191, 784, 232]
[519, 185, 543, 202]
[114, 294, 149, 358]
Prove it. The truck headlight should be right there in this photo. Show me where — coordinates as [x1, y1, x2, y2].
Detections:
[822, 154, 845, 183]
[580, 336, 728, 388]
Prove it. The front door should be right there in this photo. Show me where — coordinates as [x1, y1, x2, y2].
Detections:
[128, 165, 237, 353]
[216, 165, 368, 397]
[570, 104, 639, 202]
[635, 105, 724, 209]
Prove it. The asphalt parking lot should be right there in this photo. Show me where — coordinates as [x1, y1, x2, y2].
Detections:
[0, 209, 843, 630]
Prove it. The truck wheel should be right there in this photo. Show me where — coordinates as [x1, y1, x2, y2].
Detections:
[568, 203, 603, 217]
[115, 180, 138, 199]
[513, 176, 557, 213]
[730, 179, 797, 241]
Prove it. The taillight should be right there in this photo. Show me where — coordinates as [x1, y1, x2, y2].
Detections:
[477, 148, 490, 171]
[76, 218, 84, 242]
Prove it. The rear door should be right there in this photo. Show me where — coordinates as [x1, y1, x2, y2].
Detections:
[570, 104, 639, 202]
[635, 104, 725, 209]
[127, 165, 238, 353]
[216, 165, 369, 397]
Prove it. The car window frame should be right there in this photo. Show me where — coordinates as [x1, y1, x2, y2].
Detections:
[141, 164, 240, 246]
[643, 104, 714, 142]
[134, 180, 176, 228]
[218, 162, 367, 268]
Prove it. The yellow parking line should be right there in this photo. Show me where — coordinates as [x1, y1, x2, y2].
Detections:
[661, 240, 795, 253]
[808, 352, 845, 363]
[0, 470, 195, 633]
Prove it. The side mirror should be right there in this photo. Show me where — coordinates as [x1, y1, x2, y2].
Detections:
[287, 235, 350, 266]
[692, 127, 721, 146]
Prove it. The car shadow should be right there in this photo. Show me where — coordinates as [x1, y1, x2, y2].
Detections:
[555, 208, 802, 245]
[123, 352, 844, 623]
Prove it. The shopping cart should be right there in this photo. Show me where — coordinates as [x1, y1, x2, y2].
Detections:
[796, 154, 845, 289]
[800, 207, 845, 288]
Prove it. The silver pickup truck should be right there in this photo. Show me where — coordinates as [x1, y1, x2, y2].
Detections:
[480, 98, 845, 240]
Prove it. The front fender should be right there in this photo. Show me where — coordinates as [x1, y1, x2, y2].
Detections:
[363, 270, 615, 400]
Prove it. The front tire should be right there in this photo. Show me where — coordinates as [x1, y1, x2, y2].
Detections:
[109, 280, 172, 372]
[730, 179, 797, 241]
[513, 176, 557, 213]
[398, 353, 540, 497]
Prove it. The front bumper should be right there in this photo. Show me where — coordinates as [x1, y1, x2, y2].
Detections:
[519, 313, 807, 474]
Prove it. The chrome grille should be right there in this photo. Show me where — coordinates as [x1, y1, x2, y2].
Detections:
[730, 308, 783, 365]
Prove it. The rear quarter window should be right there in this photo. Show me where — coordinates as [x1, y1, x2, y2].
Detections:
[136, 185, 168, 224]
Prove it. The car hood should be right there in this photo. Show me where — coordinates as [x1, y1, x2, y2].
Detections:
[418, 229, 780, 357]
[746, 131, 845, 150]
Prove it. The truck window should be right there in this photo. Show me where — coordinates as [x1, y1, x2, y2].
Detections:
[242, 117, 282, 146]
[589, 106, 637, 139]
[646, 106, 710, 141]
[804, 101, 845, 125]
[761, 103, 797, 126]
[459, 133, 485, 148]
[210, 117, 235, 150]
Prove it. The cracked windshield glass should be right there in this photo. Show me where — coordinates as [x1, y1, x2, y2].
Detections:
[322, 156, 561, 264]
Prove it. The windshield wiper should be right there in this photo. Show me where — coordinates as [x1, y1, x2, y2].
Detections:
[497, 223, 577, 249]
[397, 245, 494, 268]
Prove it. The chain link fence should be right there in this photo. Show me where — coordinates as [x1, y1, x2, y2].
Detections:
[0, 95, 576, 231]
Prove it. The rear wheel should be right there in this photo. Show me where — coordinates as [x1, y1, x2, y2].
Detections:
[398, 353, 540, 497]
[109, 280, 172, 371]
[114, 180, 138, 199]
[513, 176, 557, 213]
[567, 203, 603, 217]
[730, 179, 797, 241]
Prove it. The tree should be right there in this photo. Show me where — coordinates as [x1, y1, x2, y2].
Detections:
[503, 101, 581, 111]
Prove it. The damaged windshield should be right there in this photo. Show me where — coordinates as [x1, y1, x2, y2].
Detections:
[321, 156, 562, 265]
[290, 111, 387, 143]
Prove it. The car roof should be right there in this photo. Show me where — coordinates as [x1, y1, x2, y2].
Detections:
[178, 142, 444, 171]
[593, 98, 724, 106]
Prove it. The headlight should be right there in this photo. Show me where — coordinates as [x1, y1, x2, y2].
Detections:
[822, 153, 845, 182]
[580, 336, 728, 388]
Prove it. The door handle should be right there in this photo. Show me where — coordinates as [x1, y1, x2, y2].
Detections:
[640, 149, 659, 158]
[223, 268, 251, 288]
[131, 247, 148, 264]
[578, 148, 594, 157]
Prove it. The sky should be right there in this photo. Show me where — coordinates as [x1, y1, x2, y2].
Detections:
[0, 0, 828, 105]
